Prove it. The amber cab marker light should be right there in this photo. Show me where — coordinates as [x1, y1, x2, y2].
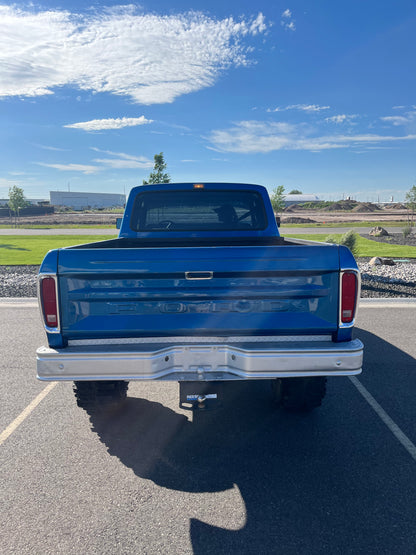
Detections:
[193, 184, 204, 189]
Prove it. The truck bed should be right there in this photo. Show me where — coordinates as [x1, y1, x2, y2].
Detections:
[52, 238, 341, 341]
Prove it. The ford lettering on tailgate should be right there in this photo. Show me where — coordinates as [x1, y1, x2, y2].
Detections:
[106, 299, 308, 314]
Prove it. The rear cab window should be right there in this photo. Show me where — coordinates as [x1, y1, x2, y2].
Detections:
[130, 189, 267, 232]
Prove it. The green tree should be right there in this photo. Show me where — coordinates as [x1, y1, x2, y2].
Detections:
[270, 185, 286, 214]
[288, 189, 302, 194]
[8, 185, 29, 227]
[143, 152, 170, 185]
[405, 184, 416, 226]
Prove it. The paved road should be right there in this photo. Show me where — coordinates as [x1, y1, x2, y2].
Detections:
[0, 226, 403, 235]
[0, 227, 118, 235]
[1, 299, 416, 554]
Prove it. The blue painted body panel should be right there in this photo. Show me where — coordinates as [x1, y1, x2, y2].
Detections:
[54, 243, 340, 340]
[37, 184, 360, 347]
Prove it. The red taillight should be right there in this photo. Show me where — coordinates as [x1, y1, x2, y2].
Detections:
[41, 277, 58, 328]
[341, 272, 357, 323]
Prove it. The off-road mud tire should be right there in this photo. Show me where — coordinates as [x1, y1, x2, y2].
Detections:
[73, 380, 129, 413]
[273, 377, 327, 412]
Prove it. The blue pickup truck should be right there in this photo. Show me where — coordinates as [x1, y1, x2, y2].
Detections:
[36, 183, 363, 412]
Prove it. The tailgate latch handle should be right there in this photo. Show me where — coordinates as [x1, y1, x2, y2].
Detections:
[185, 271, 214, 280]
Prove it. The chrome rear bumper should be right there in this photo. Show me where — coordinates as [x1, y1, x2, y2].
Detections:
[37, 338, 363, 381]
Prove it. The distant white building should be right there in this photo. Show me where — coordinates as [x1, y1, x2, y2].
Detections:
[284, 194, 320, 207]
[50, 191, 126, 210]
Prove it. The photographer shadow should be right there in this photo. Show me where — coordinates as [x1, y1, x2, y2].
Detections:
[88, 328, 416, 554]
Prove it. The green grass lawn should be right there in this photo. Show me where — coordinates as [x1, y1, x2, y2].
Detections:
[285, 233, 416, 258]
[1, 233, 415, 265]
[0, 235, 117, 265]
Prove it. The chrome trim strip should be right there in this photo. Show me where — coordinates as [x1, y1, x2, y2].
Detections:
[37, 338, 363, 381]
[68, 335, 333, 346]
[339, 268, 361, 329]
[37, 273, 61, 334]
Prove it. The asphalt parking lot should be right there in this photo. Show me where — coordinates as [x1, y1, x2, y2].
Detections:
[1, 299, 415, 554]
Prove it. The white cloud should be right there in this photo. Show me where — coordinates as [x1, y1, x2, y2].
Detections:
[281, 21, 296, 31]
[90, 147, 151, 161]
[268, 104, 330, 113]
[32, 143, 69, 151]
[93, 158, 153, 169]
[64, 116, 153, 131]
[90, 149, 153, 169]
[0, 6, 268, 104]
[35, 148, 153, 174]
[207, 120, 416, 153]
[249, 12, 268, 35]
[281, 9, 295, 31]
[287, 104, 330, 112]
[380, 115, 409, 126]
[325, 115, 347, 124]
[0, 177, 20, 189]
[36, 163, 100, 174]
[380, 111, 416, 127]
[325, 114, 358, 124]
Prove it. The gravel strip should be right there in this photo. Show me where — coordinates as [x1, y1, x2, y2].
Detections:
[358, 259, 416, 298]
[1, 262, 415, 298]
[1, 266, 39, 298]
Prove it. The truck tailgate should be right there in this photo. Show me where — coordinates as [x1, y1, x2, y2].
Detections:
[57, 244, 340, 340]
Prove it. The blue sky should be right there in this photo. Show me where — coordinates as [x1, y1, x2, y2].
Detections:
[1, 0, 415, 202]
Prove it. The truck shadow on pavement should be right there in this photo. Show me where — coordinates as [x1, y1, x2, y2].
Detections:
[88, 328, 416, 555]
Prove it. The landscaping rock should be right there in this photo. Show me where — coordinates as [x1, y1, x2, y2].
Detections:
[369, 257, 395, 266]
[369, 226, 389, 237]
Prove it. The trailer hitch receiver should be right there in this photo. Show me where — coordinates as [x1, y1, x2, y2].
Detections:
[179, 382, 222, 410]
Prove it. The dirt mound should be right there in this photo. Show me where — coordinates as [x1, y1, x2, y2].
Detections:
[321, 200, 381, 212]
[352, 202, 381, 213]
[284, 205, 298, 212]
[282, 217, 317, 224]
[352, 204, 370, 213]
[324, 200, 357, 211]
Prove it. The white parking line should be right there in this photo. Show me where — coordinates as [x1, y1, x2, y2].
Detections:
[0, 382, 57, 447]
[359, 299, 416, 308]
[349, 376, 416, 462]
[0, 298, 38, 308]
